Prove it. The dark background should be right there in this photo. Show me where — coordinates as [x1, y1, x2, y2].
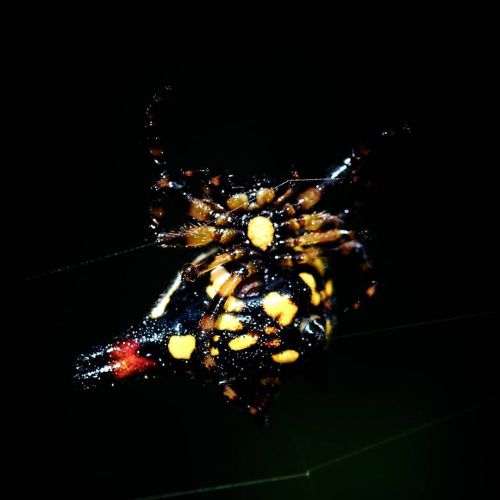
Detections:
[7, 59, 497, 499]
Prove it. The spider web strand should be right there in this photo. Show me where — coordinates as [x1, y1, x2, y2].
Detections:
[136, 471, 308, 500]
[134, 397, 496, 500]
[18, 241, 160, 284]
[333, 311, 496, 341]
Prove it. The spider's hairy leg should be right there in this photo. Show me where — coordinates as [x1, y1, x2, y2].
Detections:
[151, 172, 227, 234]
[284, 228, 350, 248]
[182, 245, 250, 282]
[274, 246, 324, 269]
[291, 126, 411, 214]
[334, 236, 378, 311]
[194, 260, 282, 419]
[150, 176, 194, 227]
[197, 261, 260, 356]
[158, 224, 243, 248]
[281, 211, 344, 234]
[222, 377, 280, 424]
[146, 85, 229, 202]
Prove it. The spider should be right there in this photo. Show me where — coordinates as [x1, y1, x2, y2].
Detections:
[75, 86, 387, 419]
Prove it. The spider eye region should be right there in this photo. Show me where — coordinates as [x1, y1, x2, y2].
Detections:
[247, 216, 275, 251]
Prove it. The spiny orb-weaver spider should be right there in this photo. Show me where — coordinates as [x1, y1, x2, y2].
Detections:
[75, 86, 387, 419]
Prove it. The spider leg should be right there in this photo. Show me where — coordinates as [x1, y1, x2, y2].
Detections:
[197, 260, 260, 362]
[146, 86, 233, 202]
[284, 228, 350, 247]
[193, 260, 268, 408]
[291, 126, 410, 214]
[182, 244, 250, 282]
[151, 169, 227, 231]
[281, 211, 344, 234]
[319, 234, 377, 312]
[158, 224, 243, 248]
[336, 237, 377, 310]
[274, 246, 324, 269]
[222, 376, 281, 423]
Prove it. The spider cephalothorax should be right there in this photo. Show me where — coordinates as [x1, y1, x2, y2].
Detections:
[75, 86, 380, 418]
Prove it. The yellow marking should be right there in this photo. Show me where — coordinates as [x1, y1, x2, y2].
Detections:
[228, 334, 258, 351]
[312, 257, 325, 276]
[219, 228, 238, 244]
[272, 349, 300, 364]
[366, 284, 377, 297]
[185, 226, 216, 247]
[299, 272, 316, 289]
[218, 274, 243, 297]
[325, 279, 334, 296]
[209, 249, 245, 269]
[210, 266, 230, 283]
[212, 335, 220, 342]
[206, 267, 231, 298]
[226, 193, 249, 211]
[265, 326, 279, 334]
[247, 216, 275, 251]
[256, 187, 275, 206]
[214, 313, 243, 331]
[325, 319, 333, 340]
[202, 355, 216, 369]
[149, 272, 182, 318]
[168, 335, 196, 360]
[298, 186, 322, 209]
[299, 272, 321, 306]
[262, 292, 298, 326]
[224, 296, 244, 312]
[188, 199, 212, 221]
[291, 229, 342, 247]
[215, 213, 232, 226]
[223, 385, 238, 400]
[303, 213, 324, 231]
[210, 347, 220, 356]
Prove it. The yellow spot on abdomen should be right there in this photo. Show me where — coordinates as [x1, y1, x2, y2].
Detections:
[210, 347, 220, 356]
[325, 279, 334, 297]
[262, 292, 298, 326]
[215, 314, 243, 331]
[168, 335, 196, 360]
[247, 216, 275, 251]
[272, 349, 300, 364]
[299, 272, 321, 306]
[224, 296, 244, 312]
[228, 334, 258, 351]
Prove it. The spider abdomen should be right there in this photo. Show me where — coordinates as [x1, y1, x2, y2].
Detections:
[75, 259, 336, 415]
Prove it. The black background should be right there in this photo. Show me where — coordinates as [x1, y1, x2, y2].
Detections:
[7, 53, 498, 499]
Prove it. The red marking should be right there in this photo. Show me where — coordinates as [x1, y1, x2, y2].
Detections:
[109, 340, 156, 380]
